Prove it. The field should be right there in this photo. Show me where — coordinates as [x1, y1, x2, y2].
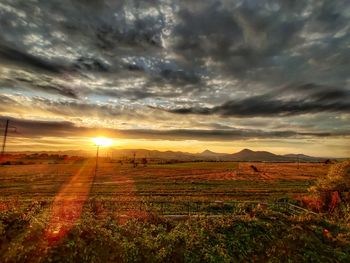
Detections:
[0, 160, 328, 202]
[0, 160, 330, 217]
[1, 160, 350, 262]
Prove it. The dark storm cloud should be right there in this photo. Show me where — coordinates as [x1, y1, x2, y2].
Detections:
[1, 116, 349, 141]
[0, 44, 112, 81]
[157, 68, 200, 85]
[173, 0, 304, 79]
[0, 45, 64, 73]
[0, 116, 81, 138]
[159, 83, 350, 117]
[0, 0, 165, 55]
[0, 69, 79, 99]
[0, 0, 203, 100]
[92, 87, 172, 100]
[0, 0, 349, 132]
[73, 57, 110, 72]
[33, 97, 128, 118]
[34, 84, 78, 99]
[173, 0, 350, 86]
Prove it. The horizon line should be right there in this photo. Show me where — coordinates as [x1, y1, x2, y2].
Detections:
[5, 147, 350, 159]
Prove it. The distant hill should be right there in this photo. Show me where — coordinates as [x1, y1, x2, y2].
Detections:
[225, 149, 323, 162]
[229, 149, 280, 161]
[8, 148, 328, 162]
[282, 153, 320, 162]
[9, 150, 91, 156]
[111, 149, 195, 160]
[199, 149, 227, 158]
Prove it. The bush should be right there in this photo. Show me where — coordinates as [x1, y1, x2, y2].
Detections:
[309, 160, 350, 212]
[311, 160, 350, 193]
[1, 205, 350, 262]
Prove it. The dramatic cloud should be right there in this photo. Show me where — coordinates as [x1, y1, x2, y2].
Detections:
[173, 0, 350, 86]
[159, 83, 350, 117]
[1, 116, 349, 141]
[0, 45, 64, 73]
[0, 0, 349, 155]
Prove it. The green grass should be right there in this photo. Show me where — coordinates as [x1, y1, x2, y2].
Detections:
[0, 161, 349, 262]
[0, 161, 317, 202]
[150, 162, 239, 170]
[133, 178, 314, 201]
[1, 202, 349, 262]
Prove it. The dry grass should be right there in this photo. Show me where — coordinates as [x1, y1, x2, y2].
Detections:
[311, 160, 350, 193]
[0, 160, 330, 203]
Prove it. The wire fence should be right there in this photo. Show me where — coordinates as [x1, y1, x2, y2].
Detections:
[0, 199, 318, 217]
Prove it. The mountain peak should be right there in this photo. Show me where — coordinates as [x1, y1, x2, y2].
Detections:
[230, 148, 281, 161]
[200, 149, 219, 156]
[239, 148, 254, 153]
[202, 149, 214, 154]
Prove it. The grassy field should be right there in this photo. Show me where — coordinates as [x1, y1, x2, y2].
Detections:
[0, 160, 329, 203]
[2, 160, 349, 262]
[0, 160, 330, 219]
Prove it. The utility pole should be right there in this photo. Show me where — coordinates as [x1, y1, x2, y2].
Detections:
[133, 152, 136, 168]
[297, 154, 300, 169]
[1, 119, 17, 158]
[94, 145, 99, 178]
[1, 119, 9, 157]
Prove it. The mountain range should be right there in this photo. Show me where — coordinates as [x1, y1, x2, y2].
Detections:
[10, 148, 330, 162]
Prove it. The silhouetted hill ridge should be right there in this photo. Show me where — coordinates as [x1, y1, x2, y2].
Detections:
[8, 148, 328, 162]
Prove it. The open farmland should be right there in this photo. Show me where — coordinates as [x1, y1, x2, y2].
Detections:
[1, 160, 350, 263]
[0, 160, 329, 204]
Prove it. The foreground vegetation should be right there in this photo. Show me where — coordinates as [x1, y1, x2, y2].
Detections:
[1, 160, 349, 262]
[1, 201, 350, 263]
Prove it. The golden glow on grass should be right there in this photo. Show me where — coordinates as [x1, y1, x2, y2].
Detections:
[43, 160, 94, 247]
[92, 137, 113, 147]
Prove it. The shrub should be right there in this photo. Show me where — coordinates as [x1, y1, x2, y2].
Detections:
[311, 160, 350, 193]
[309, 160, 350, 212]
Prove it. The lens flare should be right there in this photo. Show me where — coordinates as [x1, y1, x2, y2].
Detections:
[92, 137, 113, 147]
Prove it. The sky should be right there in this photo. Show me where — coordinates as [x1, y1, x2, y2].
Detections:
[0, 0, 349, 157]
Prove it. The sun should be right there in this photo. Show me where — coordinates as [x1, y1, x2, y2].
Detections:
[92, 137, 113, 147]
